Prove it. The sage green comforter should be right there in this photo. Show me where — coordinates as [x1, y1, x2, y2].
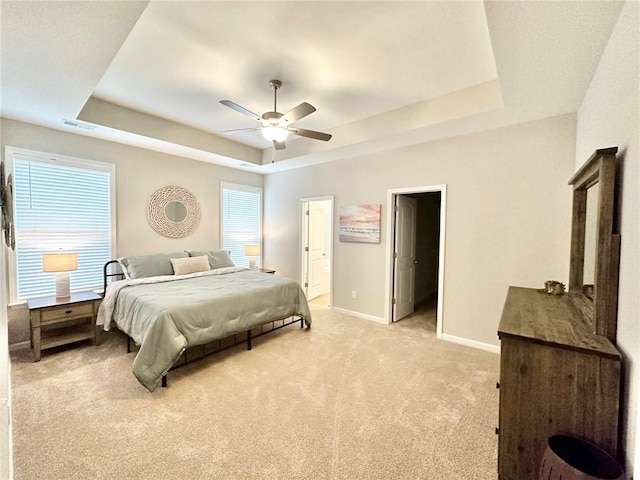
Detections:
[97, 267, 311, 391]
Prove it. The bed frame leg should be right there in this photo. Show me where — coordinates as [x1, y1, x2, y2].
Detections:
[162, 375, 167, 388]
[300, 316, 303, 329]
[127, 336, 131, 353]
[247, 330, 252, 350]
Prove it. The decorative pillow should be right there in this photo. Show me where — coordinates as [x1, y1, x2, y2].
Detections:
[187, 250, 235, 269]
[120, 252, 189, 279]
[171, 255, 210, 276]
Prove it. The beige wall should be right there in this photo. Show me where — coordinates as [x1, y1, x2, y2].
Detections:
[575, 1, 639, 473]
[1, 118, 263, 344]
[264, 113, 577, 347]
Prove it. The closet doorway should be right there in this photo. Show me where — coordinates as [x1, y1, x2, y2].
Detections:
[300, 196, 333, 306]
[385, 186, 446, 338]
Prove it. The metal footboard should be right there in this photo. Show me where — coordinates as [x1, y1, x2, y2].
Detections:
[102, 259, 309, 389]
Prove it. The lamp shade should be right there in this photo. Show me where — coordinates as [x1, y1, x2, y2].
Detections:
[261, 126, 288, 142]
[244, 244, 261, 257]
[43, 252, 78, 272]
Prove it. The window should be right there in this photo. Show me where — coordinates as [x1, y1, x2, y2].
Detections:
[8, 147, 114, 302]
[220, 182, 262, 268]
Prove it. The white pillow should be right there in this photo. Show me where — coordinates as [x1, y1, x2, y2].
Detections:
[116, 258, 131, 279]
[187, 250, 235, 269]
[171, 255, 210, 276]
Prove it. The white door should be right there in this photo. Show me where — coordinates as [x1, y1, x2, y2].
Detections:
[393, 195, 417, 321]
[307, 202, 327, 300]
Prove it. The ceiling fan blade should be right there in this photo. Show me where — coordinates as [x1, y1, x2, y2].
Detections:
[220, 127, 259, 135]
[220, 100, 262, 122]
[280, 102, 316, 124]
[273, 140, 286, 150]
[288, 127, 332, 142]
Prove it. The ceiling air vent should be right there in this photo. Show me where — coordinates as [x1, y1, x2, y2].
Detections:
[61, 119, 96, 131]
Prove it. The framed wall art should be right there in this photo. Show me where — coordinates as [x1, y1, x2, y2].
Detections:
[339, 204, 381, 243]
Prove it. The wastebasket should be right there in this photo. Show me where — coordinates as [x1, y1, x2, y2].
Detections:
[539, 434, 624, 480]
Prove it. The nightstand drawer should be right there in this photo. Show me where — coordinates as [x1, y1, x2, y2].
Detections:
[40, 303, 94, 324]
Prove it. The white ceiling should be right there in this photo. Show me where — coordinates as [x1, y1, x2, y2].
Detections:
[0, 1, 625, 174]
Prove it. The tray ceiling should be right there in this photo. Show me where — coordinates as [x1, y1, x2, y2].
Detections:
[0, 1, 625, 173]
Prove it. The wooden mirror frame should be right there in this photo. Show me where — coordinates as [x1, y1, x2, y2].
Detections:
[568, 147, 620, 342]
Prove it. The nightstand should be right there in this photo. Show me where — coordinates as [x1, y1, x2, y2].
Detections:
[27, 291, 102, 362]
[258, 267, 276, 274]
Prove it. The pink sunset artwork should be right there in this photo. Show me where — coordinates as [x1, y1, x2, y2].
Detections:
[339, 204, 381, 243]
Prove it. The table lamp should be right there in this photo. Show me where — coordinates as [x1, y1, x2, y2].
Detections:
[244, 244, 260, 270]
[43, 251, 78, 298]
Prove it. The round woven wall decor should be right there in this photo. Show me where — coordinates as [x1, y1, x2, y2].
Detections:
[146, 185, 201, 238]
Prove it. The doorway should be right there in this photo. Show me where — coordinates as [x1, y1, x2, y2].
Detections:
[385, 185, 446, 338]
[300, 196, 333, 306]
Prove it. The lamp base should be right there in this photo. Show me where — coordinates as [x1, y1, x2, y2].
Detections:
[55, 272, 71, 298]
[249, 258, 256, 271]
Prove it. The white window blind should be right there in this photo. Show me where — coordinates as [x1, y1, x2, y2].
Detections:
[12, 153, 113, 300]
[221, 183, 262, 268]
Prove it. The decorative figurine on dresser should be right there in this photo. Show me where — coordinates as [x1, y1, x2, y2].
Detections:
[497, 147, 623, 479]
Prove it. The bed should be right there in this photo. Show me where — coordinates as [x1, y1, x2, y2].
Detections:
[97, 250, 311, 391]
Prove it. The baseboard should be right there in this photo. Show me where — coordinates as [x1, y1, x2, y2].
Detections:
[324, 307, 501, 353]
[9, 341, 29, 352]
[441, 333, 500, 355]
[331, 307, 387, 325]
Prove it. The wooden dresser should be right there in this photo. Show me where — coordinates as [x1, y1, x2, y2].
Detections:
[497, 286, 621, 480]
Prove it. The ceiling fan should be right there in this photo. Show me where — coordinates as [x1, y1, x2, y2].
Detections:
[220, 80, 332, 150]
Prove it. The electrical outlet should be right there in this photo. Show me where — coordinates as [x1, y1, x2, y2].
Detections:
[352, 290, 357, 299]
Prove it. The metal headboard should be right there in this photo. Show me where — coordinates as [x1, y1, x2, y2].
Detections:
[103, 260, 125, 297]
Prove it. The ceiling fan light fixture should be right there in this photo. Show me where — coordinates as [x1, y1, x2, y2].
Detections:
[262, 125, 288, 142]
[220, 79, 330, 149]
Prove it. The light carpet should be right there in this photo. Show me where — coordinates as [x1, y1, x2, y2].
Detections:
[10, 303, 500, 479]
